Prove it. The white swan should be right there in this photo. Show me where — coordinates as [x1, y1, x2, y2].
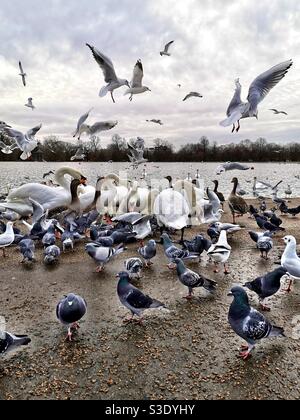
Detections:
[2, 167, 86, 215]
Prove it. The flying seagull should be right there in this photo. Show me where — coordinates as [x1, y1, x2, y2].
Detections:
[183, 92, 203, 101]
[86, 43, 130, 103]
[18, 61, 26, 86]
[0, 141, 19, 155]
[25, 97, 35, 110]
[146, 119, 163, 126]
[220, 60, 293, 133]
[4, 124, 42, 160]
[76, 121, 118, 140]
[269, 108, 288, 115]
[73, 108, 93, 138]
[160, 40, 175, 57]
[124, 60, 151, 101]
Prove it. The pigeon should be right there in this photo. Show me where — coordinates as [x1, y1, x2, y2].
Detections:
[124, 60, 151, 101]
[56, 294, 87, 341]
[25, 97, 35, 110]
[244, 267, 287, 311]
[19, 238, 35, 263]
[260, 201, 267, 213]
[207, 230, 231, 274]
[85, 243, 124, 272]
[18, 61, 26, 86]
[207, 225, 220, 243]
[86, 43, 130, 103]
[220, 60, 293, 133]
[254, 214, 284, 232]
[269, 213, 283, 227]
[183, 92, 203, 101]
[117, 271, 165, 323]
[174, 258, 217, 300]
[248, 230, 273, 244]
[44, 245, 61, 265]
[285, 205, 300, 217]
[257, 235, 273, 260]
[0, 331, 31, 355]
[228, 286, 285, 360]
[269, 109, 288, 115]
[160, 40, 174, 56]
[42, 170, 55, 179]
[281, 235, 300, 292]
[181, 234, 211, 260]
[61, 228, 75, 252]
[124, 258, 144, 279]
[138, 239, 157, 267]
[0, 221, 15, 257]
[160, 233, 198, 269]
[42, 223, 56, 248]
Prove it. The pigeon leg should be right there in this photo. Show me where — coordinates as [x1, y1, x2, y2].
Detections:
[213, 263, 219, 273]
[2, 248, 7, 258]
[283, 277, 293, 293]
[224, 264, 230, 275]
[72, 322, 80, 330]
[111, 91, 116, 103]
[66, 327, 73, 342]
[167, 263, 176, 270]
[96, 265, 104, 273]
[139, 240, 145, 247]
[240, 344, 249, 351]
[183, 288, 193, 300]
[123, 314, 135, 324]
[239, 344, 254, 360]
[180, 227, 185, 243]
[260, 302, 271, 312]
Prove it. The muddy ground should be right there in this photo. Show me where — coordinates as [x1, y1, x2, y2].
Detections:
[0, 199, 300, 400]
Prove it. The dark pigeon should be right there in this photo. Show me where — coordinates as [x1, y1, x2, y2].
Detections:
[19, 238, 35, 262]
[56, 293, 87, 341]
[138, 239, 157, 267]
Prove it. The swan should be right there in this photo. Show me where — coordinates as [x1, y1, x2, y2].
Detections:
[2, 167, 87, 215]
[126, 181, 150, 213]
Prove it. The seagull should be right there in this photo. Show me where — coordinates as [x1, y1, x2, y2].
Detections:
[124, 60, 151, 101]
[127, 143, 148, 167]
[73, 108, 93, 139]
[18, 61, 26, 86]
[269, 109, 288, 115]
[220, 60, 293, 132]
[0, 331, 31, 355]
[56, 294, 87, 341]
[183, 92, 203, 101]
[228, 286, 285, 360]
[207, 230, 231, 274]
[281, 235, 300, 292]
[160, 40, 174, 56]
[25, 97, 35, 110]
[0, 221, 15, 257]
[216, 162, 254, 175]
[86, 43, 130, 103]
[4, 124, 42, 160]
[146, 119, 163, 126]
[0, 140, 19, 155]
[76, 121, 118, 140]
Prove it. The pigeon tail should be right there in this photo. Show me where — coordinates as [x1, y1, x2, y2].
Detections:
[269, 325, 285, 338]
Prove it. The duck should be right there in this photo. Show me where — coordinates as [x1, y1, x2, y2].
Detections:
[228, 178, 249, 223]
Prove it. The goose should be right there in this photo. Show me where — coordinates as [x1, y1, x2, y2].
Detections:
[207, 230, 231, 274]
[2, 167, 87, 215]
[212, 180, 225, 208]
[228, 178, 249, 223]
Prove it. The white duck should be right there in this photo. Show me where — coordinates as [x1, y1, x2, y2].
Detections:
[207, 230, 231, 274]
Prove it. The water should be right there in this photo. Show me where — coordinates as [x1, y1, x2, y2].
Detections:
[0, 161, 299, 198]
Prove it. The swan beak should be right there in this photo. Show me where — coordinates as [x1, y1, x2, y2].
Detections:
[80, 176, 87, 186]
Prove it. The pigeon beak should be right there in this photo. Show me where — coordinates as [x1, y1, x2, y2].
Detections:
[115, 274, 120, 279]
[227, 292, 233, 297]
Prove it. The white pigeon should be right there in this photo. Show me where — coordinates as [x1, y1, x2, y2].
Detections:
[25, 97, 35, 110]
[220, 60, 293, 132]
[207, 230, 231, 274]
[183, 92, 203, 101]
[86, 43, 130, 103]
[4, 124, 42, 160]
[0, 221, 15, 257]
[160, 40, 174, 56]
[18, 61, 26, 86]
[281, 235, 300, 292]
[124, 60, 151, 101]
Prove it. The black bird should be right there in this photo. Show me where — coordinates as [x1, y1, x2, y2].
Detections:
[181, 234, 212, 260]
[244, 267, 287, 311]
[249, 205, 259, 217]
[207, 225, 220, 243]
[56, 293, 87, 341]
[270, 212, 283, 227]
[254, 214, 284, 232]
[0, 331, 31, 354]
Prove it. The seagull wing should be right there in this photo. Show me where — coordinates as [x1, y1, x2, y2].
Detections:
[74, 109, 92, 136]
[226, 79, 243, 116]
[4, 128, 26, 149]
[89, 121, 117, 134]
[247, 60, 293, 112]
[26, 123, 42, 138]
[0, 141, 6, 148]
[19, 61, 24, 73]
[164, 40, 174, 53]
[86, 43, 118, 83]
[131, 60, 144, 88]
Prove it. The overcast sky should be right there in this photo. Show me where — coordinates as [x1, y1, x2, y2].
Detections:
[0, 0, 300, 148]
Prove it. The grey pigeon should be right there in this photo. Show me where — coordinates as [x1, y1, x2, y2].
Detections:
[56, 293, 87, 341]
[160, 233, 198, 269]
[19, 238, 35, 263]
[228, 286, 285, 360]
[257, 234, 273, 260]
[61, 227, 75, 252]
[175, 258, 217, 299]
[181, 234, 211, 261]
[85, 243, 124, 272]
[244, 267, 287, 311]
[117, 272, 165, 323]
[42, 223, 56, 248]
[0, 331, 31, 354]
[124, 258, 143, 279]
[138, 239, 157, 267]
[44, 245, 61, 265]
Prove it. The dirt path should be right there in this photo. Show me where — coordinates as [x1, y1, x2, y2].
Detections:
[0, 199, 300, 400]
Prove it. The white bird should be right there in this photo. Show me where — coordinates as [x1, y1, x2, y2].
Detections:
[70, 149, 86, 161]
[220, 60, 293, 132]
[160, 40, 174, 56]
[73, 108, 93, 139]
[4, 124, 42, 160]
[127, 143, 148, 167]
[124, 60, 151, 101]
[281, 235, 300, 292]
[18, 61, 26, 86]
[214, 222, 242, 234]
[0, 141, 19, 155]
[0, 221, 15, 257]
[207, 230, 231, 274]
[25, 97, 35, 110]
[86, 43, 130, 103]
[76, 121, 118, 140]
[216, 162, 254, 175]
[270, 108, 288, 115]
[183, 92, 203, 101]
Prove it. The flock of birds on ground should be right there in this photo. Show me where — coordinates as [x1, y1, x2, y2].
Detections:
[1, 160, 300, 361]
[0, 40, 293, 163]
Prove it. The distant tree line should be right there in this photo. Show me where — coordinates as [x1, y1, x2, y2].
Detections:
[0, 132, 299, 162]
